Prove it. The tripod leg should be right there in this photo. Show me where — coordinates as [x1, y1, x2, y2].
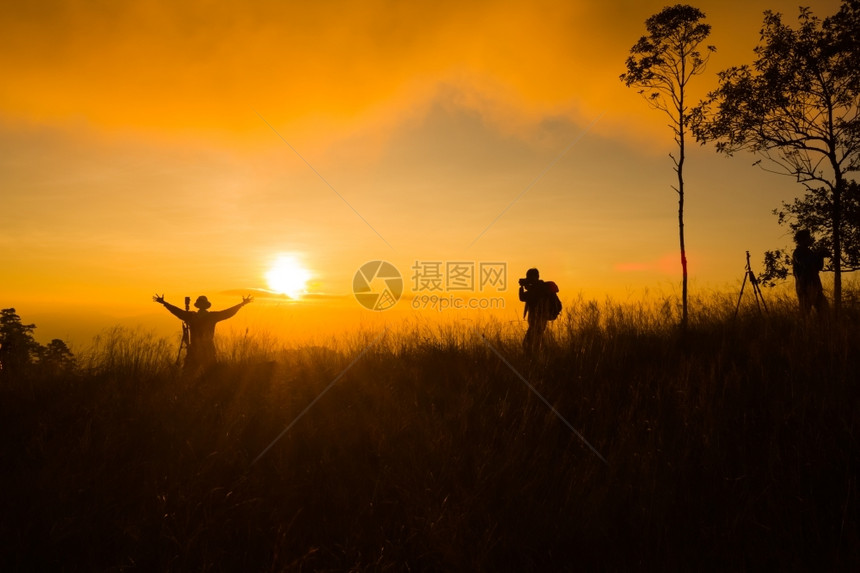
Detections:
[753, 277, 762, 314]
[177, 324, 189, 366]
[751, 275, 768, 313]
[734, 272, 749, 318]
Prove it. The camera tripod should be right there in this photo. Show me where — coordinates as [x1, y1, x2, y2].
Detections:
[734, 251, 768, 318]
[176, 296, 191, 366]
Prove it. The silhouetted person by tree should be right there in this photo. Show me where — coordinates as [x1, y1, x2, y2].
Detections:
[518, 268, 561, 353]
[693, 2, 860, 314]
[792, 230, 829, 315]
[154, 294, 253, 371]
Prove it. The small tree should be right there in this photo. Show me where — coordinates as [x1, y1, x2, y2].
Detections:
[694, 1, 860, 312]
[0, 308, 41, 376]
[0, 308, 76, 378]
[38, 339, 78, 375]
[621, 4, 715, 328]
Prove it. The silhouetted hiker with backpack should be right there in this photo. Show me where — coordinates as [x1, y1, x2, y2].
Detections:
[153, 294, 253, 371]
[518, 268, 562, 352]
[792, 229, 829, 315]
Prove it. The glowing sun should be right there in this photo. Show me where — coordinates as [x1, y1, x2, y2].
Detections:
[266, 256, 311, 298]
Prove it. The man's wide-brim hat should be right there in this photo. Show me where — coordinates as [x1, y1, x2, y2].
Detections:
[194, 295, 212, 310]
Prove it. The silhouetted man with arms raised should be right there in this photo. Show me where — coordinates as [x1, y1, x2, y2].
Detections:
[518, 268, 561, 353]
[791, 229, 828, 315]
[154, 294, 253, 371]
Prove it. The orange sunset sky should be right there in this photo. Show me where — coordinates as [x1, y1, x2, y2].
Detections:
[1, 0, 848, 347]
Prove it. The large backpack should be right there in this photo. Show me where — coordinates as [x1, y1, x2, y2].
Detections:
[543, 281, 563, 320]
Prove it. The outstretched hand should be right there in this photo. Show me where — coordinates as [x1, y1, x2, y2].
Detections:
[242, 294, 254, 305]
[153, 294, 165, 304]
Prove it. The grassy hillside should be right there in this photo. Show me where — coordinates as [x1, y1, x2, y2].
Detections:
[1, 294, 858, 571]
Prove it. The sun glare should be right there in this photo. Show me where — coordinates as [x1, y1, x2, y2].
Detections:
[266, 256, 311, 298]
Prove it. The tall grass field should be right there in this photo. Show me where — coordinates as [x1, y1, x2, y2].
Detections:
[1, 293, 858, 571]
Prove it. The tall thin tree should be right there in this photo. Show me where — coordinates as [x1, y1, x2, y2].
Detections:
[621, 5, 715, 328]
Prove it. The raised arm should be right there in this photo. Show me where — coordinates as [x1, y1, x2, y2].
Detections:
[211, 295, 253, 322]
[153, 294, 193, 321]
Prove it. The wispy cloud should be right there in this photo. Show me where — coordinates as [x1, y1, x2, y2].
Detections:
[256, 110, 395, 250]
[467, 112, 604, 249]
[613, 253, 683, 274]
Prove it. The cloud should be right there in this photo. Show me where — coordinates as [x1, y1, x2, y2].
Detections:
[614, 253, 682, 274]
[2, 1, 842, 156]
[219, 288, 347, 302]
[0, 0, 649, 142]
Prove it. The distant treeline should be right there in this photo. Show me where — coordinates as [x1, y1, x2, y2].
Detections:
[0, 308, 76, 377]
